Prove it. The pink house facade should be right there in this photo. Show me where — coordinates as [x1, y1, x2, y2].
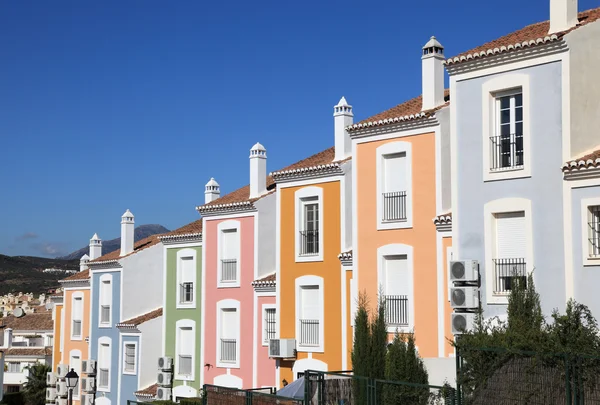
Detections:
[197, 142, 278, 389]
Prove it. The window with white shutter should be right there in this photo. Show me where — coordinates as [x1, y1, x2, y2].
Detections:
[382, 153, 408, 222]
[299, 286, 320, 347]
[178, 327, 193, 376]
[221, 229, 239, 283]
[70, 354, 81, 397]
[493, 211, 527, 293]
[97, 339, 111, 390]
[219, 309, 238, 363]
[263, 308, 276, 344]
[123, 343, 136, 373]
[99, 275, 112, 326]
[588, 206, 600, 258]
[383, 255, 409, 327]
[179, 257, 195, 303]
[72, 296, 83, 338]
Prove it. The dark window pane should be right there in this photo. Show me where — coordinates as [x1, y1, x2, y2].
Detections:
[515, 106, 523, 122]
[500, 109, 510, 124]
[515, 122, 523, 135]
[514, 93, 523, 107]
[500, 96, 510, 109]
[501, 124, 511, 136]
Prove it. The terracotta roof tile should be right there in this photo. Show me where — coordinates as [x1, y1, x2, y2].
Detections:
[253, 273, 276, 284]
[0, 312, 53, 331]
[563, 147, 600, 172]
[4, 347, 52, 356]
[434, 212, 453, 227]
[135, 384, 158, 397]
[200, 147, 336, 209]
[61, 269, 90, 282]
[163, 219, 203, 237]
[117, 308, 163, 328]
[90, 234, 162, 263]
[447, 7, 600, 65]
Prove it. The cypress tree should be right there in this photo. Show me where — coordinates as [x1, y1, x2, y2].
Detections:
[383, 333, 429, 405]
[352, 292, 371, 405]
[369, 292, 388, 381]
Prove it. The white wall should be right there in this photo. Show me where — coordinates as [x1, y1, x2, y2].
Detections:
[138, 316, 163, 390]
[120, 243, 164, 321]
[423, 357, 456, 387]
[342, 161, 353, 251]
[256, 193, 276, 278]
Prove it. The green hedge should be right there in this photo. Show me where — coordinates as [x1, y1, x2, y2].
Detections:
[180, 398, 203, 405]
[0, 392, 25, 405]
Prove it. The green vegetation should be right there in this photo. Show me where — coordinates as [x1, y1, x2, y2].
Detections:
[23, 363, 51, 405]
[0, 254, 78, 295]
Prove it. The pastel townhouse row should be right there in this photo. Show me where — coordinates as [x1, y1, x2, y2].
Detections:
[70, 210, 164, 405]
[447, 0, 600, 324]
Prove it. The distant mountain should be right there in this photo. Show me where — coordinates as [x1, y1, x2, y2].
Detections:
[0, 254, 79, 295]
[57, 224, 170, 260]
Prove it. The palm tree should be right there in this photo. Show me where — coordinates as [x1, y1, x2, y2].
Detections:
[23, 363, 51, 405]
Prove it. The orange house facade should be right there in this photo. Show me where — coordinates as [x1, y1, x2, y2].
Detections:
[347, 37, 454, 360]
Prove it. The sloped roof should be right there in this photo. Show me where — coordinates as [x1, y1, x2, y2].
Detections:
[252, 272, 276, 287]
[117, 308, 163, 329]
[135, 384, 158, 398]
[0, 312, 53, 331]
[563, 147, 600, 172]
[162, 219, 203, 238]
[446, 7, 600, 65]
[4, 347, 52, 356]
[61, 269, 90, 282]
[89, 234, 162, 263]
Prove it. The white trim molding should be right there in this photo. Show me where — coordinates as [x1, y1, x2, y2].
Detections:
[98, 274, 113, 329]
[580, 197, 600, 266]
[216, 299, 241, 369]
[377, 244, 415, 333]
[97, 336, 112, 393]
[175, 319, 196, 381]
[294, 186, 324, 263]
[481, 73, 531, 182]
[121, 340, 138, 376]
[295, 275, 325, 353]
[176, 248, 198, 309]
[70, 291, 84, 341]
[483, 198, 534, 304]
[261, 304, 277, 346]
[376, 141, 413, 230]
[68, 349, 82, 399]
[291, 358, 327, 381]
[217, 220, 242, 288]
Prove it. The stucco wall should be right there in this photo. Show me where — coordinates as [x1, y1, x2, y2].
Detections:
[571, 185, 600, 316]
[138, 316, 162, 391]
[121, 243, 163, 321]
[566, 20, 600, 157]
[256, 194, 276, 278]
[455, 61, 566, 318]
[164, 244, 202, 392]
[203, 215, 255, 388]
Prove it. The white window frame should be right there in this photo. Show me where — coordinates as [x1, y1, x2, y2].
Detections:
[217, 220, 241, 288]
[98, 274, 112, 328]
[262, 304, 276, 346]
[481, 73, 531, 182]
[484, 198, 534, 304]
[581, 197, 600, 266]
[122, 341, 137, 375]
[69, 349, 82, 399]
[216, 299, 241, 368]
[294, 187, 324, 262]
[295, 275, 324, 353]
[175, 319, 196, 381]
[71, 292, 84, 340]
[97, 336, 111, 392]
[376, 141, 413, 230]
[176, 249, 197, 308]
[377, 244, 415, 332]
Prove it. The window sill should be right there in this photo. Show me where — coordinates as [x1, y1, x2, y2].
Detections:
[386, 325, 412, 334]
[487, 295, 509, 305]
[175, 374, 195, 381]
[484, 167, 531, 182]
[217, 282, 240, 289]
[295, 254, 323, 263]
[71, 336, 83, 341]
[296, 345, 324, 354]
[377, 220, 413, 231]
[123, 370, 136, 376]
[216, 361, 240, 369]
[176, 302, 196, 310]
[97, 387, 110, 393]
[583, 256, 600, 267]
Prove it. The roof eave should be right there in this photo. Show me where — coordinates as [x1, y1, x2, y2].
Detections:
[347, 114, 441, 138]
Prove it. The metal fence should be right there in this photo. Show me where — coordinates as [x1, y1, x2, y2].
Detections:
[382, 191, 407, 222]
[492, 258, 526, 294]
[489, 133, 524, 171]
[303, 370, 456, 405]
[203, 384, 303, 405]
[221, 259, 237, 282]
[299, 319, 319, 346]
[384, 295, 409, 327]
[299, 230, 319, 256]
[456, 346, 600, 405]
[220, 338, 237, 363]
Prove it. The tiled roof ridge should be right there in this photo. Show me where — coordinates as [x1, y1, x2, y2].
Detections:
[160, 219, 203, 241]
[446, 7, 600, 66]
[117, 307, 163, 329]
[252, 272, 276, 287]
[433, 212, 453, 225]
[135, 384, 158, 398]
[88, 234, 163, 264]
[337, 250, 353, 260]
[563, 147, 600, 173]
[60, 269, 90, 282]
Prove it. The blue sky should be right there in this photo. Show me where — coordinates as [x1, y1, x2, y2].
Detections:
[1, 0, 596, 257]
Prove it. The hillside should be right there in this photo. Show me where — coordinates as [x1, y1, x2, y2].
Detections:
[58, 224, 169, 260]
[0, 255, 79, 295]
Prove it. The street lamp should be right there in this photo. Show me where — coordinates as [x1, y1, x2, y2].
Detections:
[65, 368, 79, 405]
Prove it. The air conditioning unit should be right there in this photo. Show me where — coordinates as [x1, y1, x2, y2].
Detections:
[47, 372, 57, 386]
[56, 364, 69, 378]
[450, 286, 479, 309]
[46, 388, 57, 401]
[158, 356, 173, 370]
[82, 359, 97, 374]
[157, 371, 172, 386]
[156, 387, 172, 401]
[56, 382, 68, 397]
[269, 339, 296, 358]
[450, 260, 479, 282]
[81, 394, 95, 405]
[452, 313, 476, 335]
[56, 399, 68, 405]
[82, 377, 96, 392]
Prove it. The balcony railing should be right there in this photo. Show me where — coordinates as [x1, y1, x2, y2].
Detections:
[72, 320, 82, 337]
[299, 319, 319, 346]
[98, 368, 109, 388]
[178, 355, 192, 375]
[221, 259, 237, 282]
[493, 258, 527, 294]
[100, 305, 110, 324]
[299, 230, 319, 256]
[220, 339, 237, 363]
[588, 205, 600, 257]
[490, 133, 524, 171]
[382, 191, 407, 221]
[385, 295, 409, 327]
[180, 282, 194, 303]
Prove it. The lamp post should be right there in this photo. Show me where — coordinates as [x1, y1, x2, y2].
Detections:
[65, 368, 79, 405]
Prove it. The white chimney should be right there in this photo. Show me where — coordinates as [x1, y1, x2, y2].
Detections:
[549, 0, 578, 34]
[89, 233, 102, 260]
[334, 97, 353, 161]
[205, 177, 221, 204]
[80, 254, 90, 272]
[249, 143, 267, 199]
[2, 328, 13, 348]
[120, 209, 135, 256]
[421, 36, 446, 111]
